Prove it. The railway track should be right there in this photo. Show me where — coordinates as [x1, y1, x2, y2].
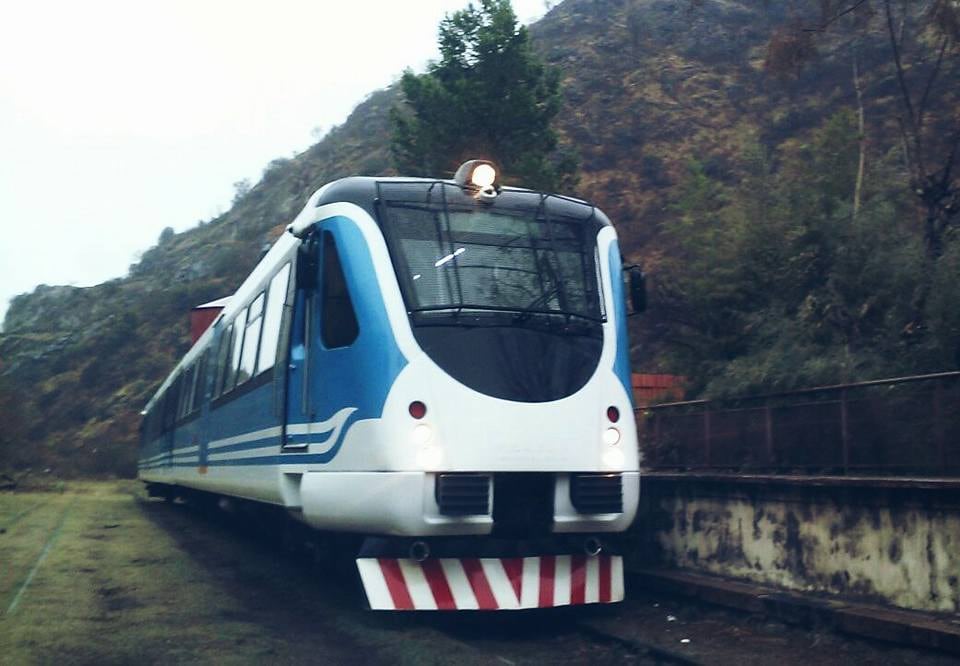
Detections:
[573, 621, 705, 666]
[156, 495, 700, 664]
[1, 495, 70, 616]
[0, 498, 50, 533]
[409, 605, 704, 665]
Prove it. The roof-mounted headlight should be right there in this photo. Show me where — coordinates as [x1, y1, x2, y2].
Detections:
[454, 159, 499, 201]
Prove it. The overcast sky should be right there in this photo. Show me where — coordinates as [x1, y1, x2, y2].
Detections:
[0, 0, 547, 325]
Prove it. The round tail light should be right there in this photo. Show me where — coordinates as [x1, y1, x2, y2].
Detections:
[409, 401, 427, 419]
[607, 406, 620, 423]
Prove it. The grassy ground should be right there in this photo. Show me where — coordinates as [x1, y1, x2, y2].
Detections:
[1, 482, 952, 665]
[0, 482, 641, 665]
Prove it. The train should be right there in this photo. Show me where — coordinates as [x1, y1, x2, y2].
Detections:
[139, 160, 645, 611]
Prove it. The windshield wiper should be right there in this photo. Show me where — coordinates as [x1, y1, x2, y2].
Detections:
[512, 304, 602, 325]
[408, 303, 602, 324]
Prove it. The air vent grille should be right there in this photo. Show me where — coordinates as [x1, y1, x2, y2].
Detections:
[436, 473, 491, 516]
[570, 473, 623, 514]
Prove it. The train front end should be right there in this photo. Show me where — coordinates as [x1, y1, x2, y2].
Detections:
[293, 161, 640, 610]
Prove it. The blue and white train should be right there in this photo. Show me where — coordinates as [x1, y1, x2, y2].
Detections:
[139, 160, 644, 610]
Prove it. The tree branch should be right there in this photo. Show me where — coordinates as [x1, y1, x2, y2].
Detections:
[885, 0, 923, 176]
[940, 128, 960, 190]
[896, 115, 916, 177]
[852, 50, 867, 222]
[803, 0, 872, 32]
[917, 35, 949, 135]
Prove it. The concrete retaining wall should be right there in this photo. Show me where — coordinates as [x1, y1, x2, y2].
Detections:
[634, 474, 960, 613]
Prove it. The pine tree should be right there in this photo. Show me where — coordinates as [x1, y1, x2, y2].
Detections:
[391, 0, 576, 191]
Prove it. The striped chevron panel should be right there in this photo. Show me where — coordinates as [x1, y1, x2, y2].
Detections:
[356, 555, 624, 611]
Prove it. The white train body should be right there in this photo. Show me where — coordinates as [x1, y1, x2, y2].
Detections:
[139, 167, 640, 609]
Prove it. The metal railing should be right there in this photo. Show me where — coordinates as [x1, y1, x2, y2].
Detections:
[637, 371, 960, 476]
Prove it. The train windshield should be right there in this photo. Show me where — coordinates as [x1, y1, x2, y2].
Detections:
[379, 191, 605, 323]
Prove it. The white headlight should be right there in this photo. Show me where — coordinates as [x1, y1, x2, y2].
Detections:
[417, 445, 443, 470]
[411, 423, 433, 445]
[471, 163, 496, 188]
[602, 447, 625, 470]
[602, 427, 621, 446]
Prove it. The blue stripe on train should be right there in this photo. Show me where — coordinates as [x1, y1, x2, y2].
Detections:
[608, 242, 633, 406]
[139, 213, 407, 473]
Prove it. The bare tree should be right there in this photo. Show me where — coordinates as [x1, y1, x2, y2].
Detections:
[794, 0, 960, 258]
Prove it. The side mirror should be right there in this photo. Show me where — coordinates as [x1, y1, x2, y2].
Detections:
[626, 265, 647, 315]
[296, 235, 319, 292]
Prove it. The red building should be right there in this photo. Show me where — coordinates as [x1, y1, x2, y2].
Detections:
[631, 373, 685, 407]
[189, 297, 230, 345]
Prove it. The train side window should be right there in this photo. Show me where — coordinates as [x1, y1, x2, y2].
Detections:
[185, 359, 201, 415]
[156, 394, 166, 435]
[320, 232, 359, 348]
[143, 406, 155, 441]
[159, 393, 167, 434]
[178, 366, 195, 419]
[174, 373, 186, 420]
[258, 263, 291, 373]
[237, 293, 264, 386]
[192, 349, 208, 412]
[190, 364, 200, 409]
[213, 323, 233, 399]
[151, 406, 160, 440]
[223, 308, 247, 393]
[187, 365, 199, 416]
[164, 375, 182, 433]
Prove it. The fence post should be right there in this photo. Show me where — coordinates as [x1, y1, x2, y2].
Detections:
[840, 388, 850, 475]
[765, 403, 774, 469]
[652, 410, 661, 466]
[934, 379, 945, 473]
[703, 408, 712, 468]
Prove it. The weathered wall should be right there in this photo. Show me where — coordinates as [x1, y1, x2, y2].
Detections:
[635, 474, 960, 613]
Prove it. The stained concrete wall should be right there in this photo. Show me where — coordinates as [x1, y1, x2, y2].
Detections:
[635, 474, 960, 613]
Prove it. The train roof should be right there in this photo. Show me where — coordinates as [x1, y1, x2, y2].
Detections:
[144, 175, 612, 413]
[287, 176, 611, 237]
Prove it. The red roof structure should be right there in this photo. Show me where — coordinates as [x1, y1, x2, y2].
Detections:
[189, 297, 230, 345]
[632, 373, 685, 406]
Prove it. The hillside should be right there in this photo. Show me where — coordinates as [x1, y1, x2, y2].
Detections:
[1, 0, 956, 478]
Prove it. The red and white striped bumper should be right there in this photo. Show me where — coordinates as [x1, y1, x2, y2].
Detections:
[356, 555, 624, 610]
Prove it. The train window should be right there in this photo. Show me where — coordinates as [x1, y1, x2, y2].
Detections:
[223, 308, 247, 393]
[186, 360, 201, 415]
[164, 375, 182, 432]
[175, 375, 186, 420]
[380, 197, 603, 323]
[213, 323, 233, 399]
[155, 395, 165, 435]
[237, 293, 264, 386]
[258, 263, 291, 373]
[321, 232, 359, 348]
[178, 366, 195, 419]
[150, 407, 160, 440]
[192, 349, 208, 412]
[143, 407, 155, 441]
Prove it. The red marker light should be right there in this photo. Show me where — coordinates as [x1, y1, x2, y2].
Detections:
[409, 401, 427, 419]
[607, 406, 620, 423]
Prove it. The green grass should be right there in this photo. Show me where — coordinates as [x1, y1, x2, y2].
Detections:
[0, 484, 335, 664]
[0, 482, 625, 665]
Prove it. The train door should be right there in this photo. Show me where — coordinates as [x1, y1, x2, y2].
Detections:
[284, 231, 319, 445]
[283, 226, 360, 451]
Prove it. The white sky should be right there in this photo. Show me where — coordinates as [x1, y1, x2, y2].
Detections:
[0, 0, 547, 325]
